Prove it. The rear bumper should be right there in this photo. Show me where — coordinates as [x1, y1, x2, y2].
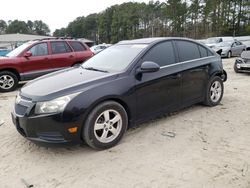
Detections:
[11, 111, 83, 146]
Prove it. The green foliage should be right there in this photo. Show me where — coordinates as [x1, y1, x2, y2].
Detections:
[0, 20, 7, 34]
[1, 20, 50, 36]
[54, 0, 250, 43]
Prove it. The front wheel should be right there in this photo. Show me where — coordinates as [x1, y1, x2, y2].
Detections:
[227, 51, 232, 58]
[83, 101, 128, 150]
[234, 64, 239, 73]
[0, 71, 19, 92]
[203, 76, 224, 106]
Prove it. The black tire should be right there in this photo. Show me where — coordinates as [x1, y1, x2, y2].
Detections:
[227, 51, 232, 58]
[0, 71, 19, 92]
[203, 76, 224, 107]
[234, 63, 239, 73]
[83, 101, 128, 150]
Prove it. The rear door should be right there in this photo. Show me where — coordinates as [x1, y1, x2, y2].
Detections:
[135, 41, 182, 120]
[175, 40, 210, 105]
[68, 41, 92, 63]
[49, 41, 75, 68]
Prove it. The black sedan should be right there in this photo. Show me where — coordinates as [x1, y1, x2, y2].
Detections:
[234, 51, 250, 73]
[12, 37, 227, 150]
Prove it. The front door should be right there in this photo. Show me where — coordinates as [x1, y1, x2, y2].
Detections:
[135, 41, 182, 121]
[20, 42, 51, 79]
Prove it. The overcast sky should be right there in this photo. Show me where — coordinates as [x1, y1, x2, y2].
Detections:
[0, 0, 156, 33]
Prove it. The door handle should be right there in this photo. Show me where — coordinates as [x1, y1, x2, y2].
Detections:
[44, 57, 49, 60]
[69, 55, 74, 58]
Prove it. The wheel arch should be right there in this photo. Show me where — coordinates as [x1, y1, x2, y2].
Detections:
[0, 68, 20, 80]
[210, 70, 227, 82]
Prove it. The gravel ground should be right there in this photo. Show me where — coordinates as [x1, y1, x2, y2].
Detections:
[0, 58, 250, 188]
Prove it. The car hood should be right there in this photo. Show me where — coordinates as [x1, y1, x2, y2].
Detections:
[206, 43, 217, 48]
[0, 56, 17, 63]
[21, 67, 119, 101]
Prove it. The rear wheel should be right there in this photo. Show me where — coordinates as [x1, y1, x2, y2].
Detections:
[83, 101, 128, 150]
[227, 51, 232, 58]
[203, 76, 224, 106]
[0, 71, 18, 92]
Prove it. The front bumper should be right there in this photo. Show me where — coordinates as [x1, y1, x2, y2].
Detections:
[12, 98, 83, 146]
[234, 59, 250, 73]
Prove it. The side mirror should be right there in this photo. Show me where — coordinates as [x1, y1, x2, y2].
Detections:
[24, 51, 32, 58]
[137, 61, 160, 74]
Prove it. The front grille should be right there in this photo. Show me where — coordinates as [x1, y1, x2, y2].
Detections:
[37, 132, 66, 142]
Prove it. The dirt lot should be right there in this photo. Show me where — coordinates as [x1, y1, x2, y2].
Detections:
[0, 58, 250, 188]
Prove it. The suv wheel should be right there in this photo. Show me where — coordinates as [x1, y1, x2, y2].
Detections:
[227, 51, 232, 58]
[203, 76, 224, 106]
[0, 71, 18, 92]
[83, 101, 128, 150]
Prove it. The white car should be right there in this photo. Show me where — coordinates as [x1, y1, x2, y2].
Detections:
[205, 37, 234, 48]
[90, 44, 111, 54]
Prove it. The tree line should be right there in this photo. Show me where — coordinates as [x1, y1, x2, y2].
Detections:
[54, 0, 250, 44]
[0, 20, 50, 36]
[0, 0, 249, 44]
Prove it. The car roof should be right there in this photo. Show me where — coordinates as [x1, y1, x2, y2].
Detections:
[117, 37, 198, 45]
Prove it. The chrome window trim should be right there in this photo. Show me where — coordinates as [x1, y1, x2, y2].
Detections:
[160, 56, 214, 69]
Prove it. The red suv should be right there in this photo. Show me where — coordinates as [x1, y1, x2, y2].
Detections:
[0, 38, 93, 92]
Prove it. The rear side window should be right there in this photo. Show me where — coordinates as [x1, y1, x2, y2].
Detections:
[29, 43, 48, 56]
[143, 41, 176, 67]
[176, 40, 200, 61]
[198, 45, 208, 57]
[69, 41, 86, 52]
[51, 41, 72, 54]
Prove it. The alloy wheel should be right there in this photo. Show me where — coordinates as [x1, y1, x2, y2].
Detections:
[94, 109, 122, 143]
[0, 75, 15, 90]
[210, 81, 222, 103]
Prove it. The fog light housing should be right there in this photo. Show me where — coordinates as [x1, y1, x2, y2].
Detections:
[236, 63, 241, 69]
[68, 127, 78, 133]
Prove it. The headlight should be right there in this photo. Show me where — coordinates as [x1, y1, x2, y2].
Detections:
[15, 93, 21, 104]
[35, 93, 78, 114]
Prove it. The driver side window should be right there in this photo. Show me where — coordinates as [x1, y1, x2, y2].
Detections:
[29, 43, 48, 56]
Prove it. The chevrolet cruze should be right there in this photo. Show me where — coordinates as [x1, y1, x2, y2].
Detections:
[12, 38, 227, 150]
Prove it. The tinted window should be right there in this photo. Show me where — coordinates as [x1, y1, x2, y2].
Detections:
[198, 45, 208, 57]
[176, 40, 200, 61]
[51, 41, 72, 54]
[29, 43, 48, 56]
[142, 41, 175, 67]
[69, 41, 86, 52]
[207, 50, 214, 56]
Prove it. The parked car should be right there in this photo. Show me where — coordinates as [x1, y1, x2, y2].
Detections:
[205, 36, 234, 48]
[211, 41, 246, 58]
[90, 44, 111, 54]
[0, 47, 11, 56]
[234, 51, 250, 73]
[0, 38, 93, 92]
[11, 37, 227, 150]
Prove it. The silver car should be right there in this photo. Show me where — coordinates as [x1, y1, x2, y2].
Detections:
[211, 41, 246, 58]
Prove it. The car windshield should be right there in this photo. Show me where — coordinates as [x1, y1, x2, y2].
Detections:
[207, 38, 220, 44]
[82, 44, 148, 72]
[6, 42, 33, 57]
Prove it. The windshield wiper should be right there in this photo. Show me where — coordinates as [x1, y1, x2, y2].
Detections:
[83, 67, 109, 73]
